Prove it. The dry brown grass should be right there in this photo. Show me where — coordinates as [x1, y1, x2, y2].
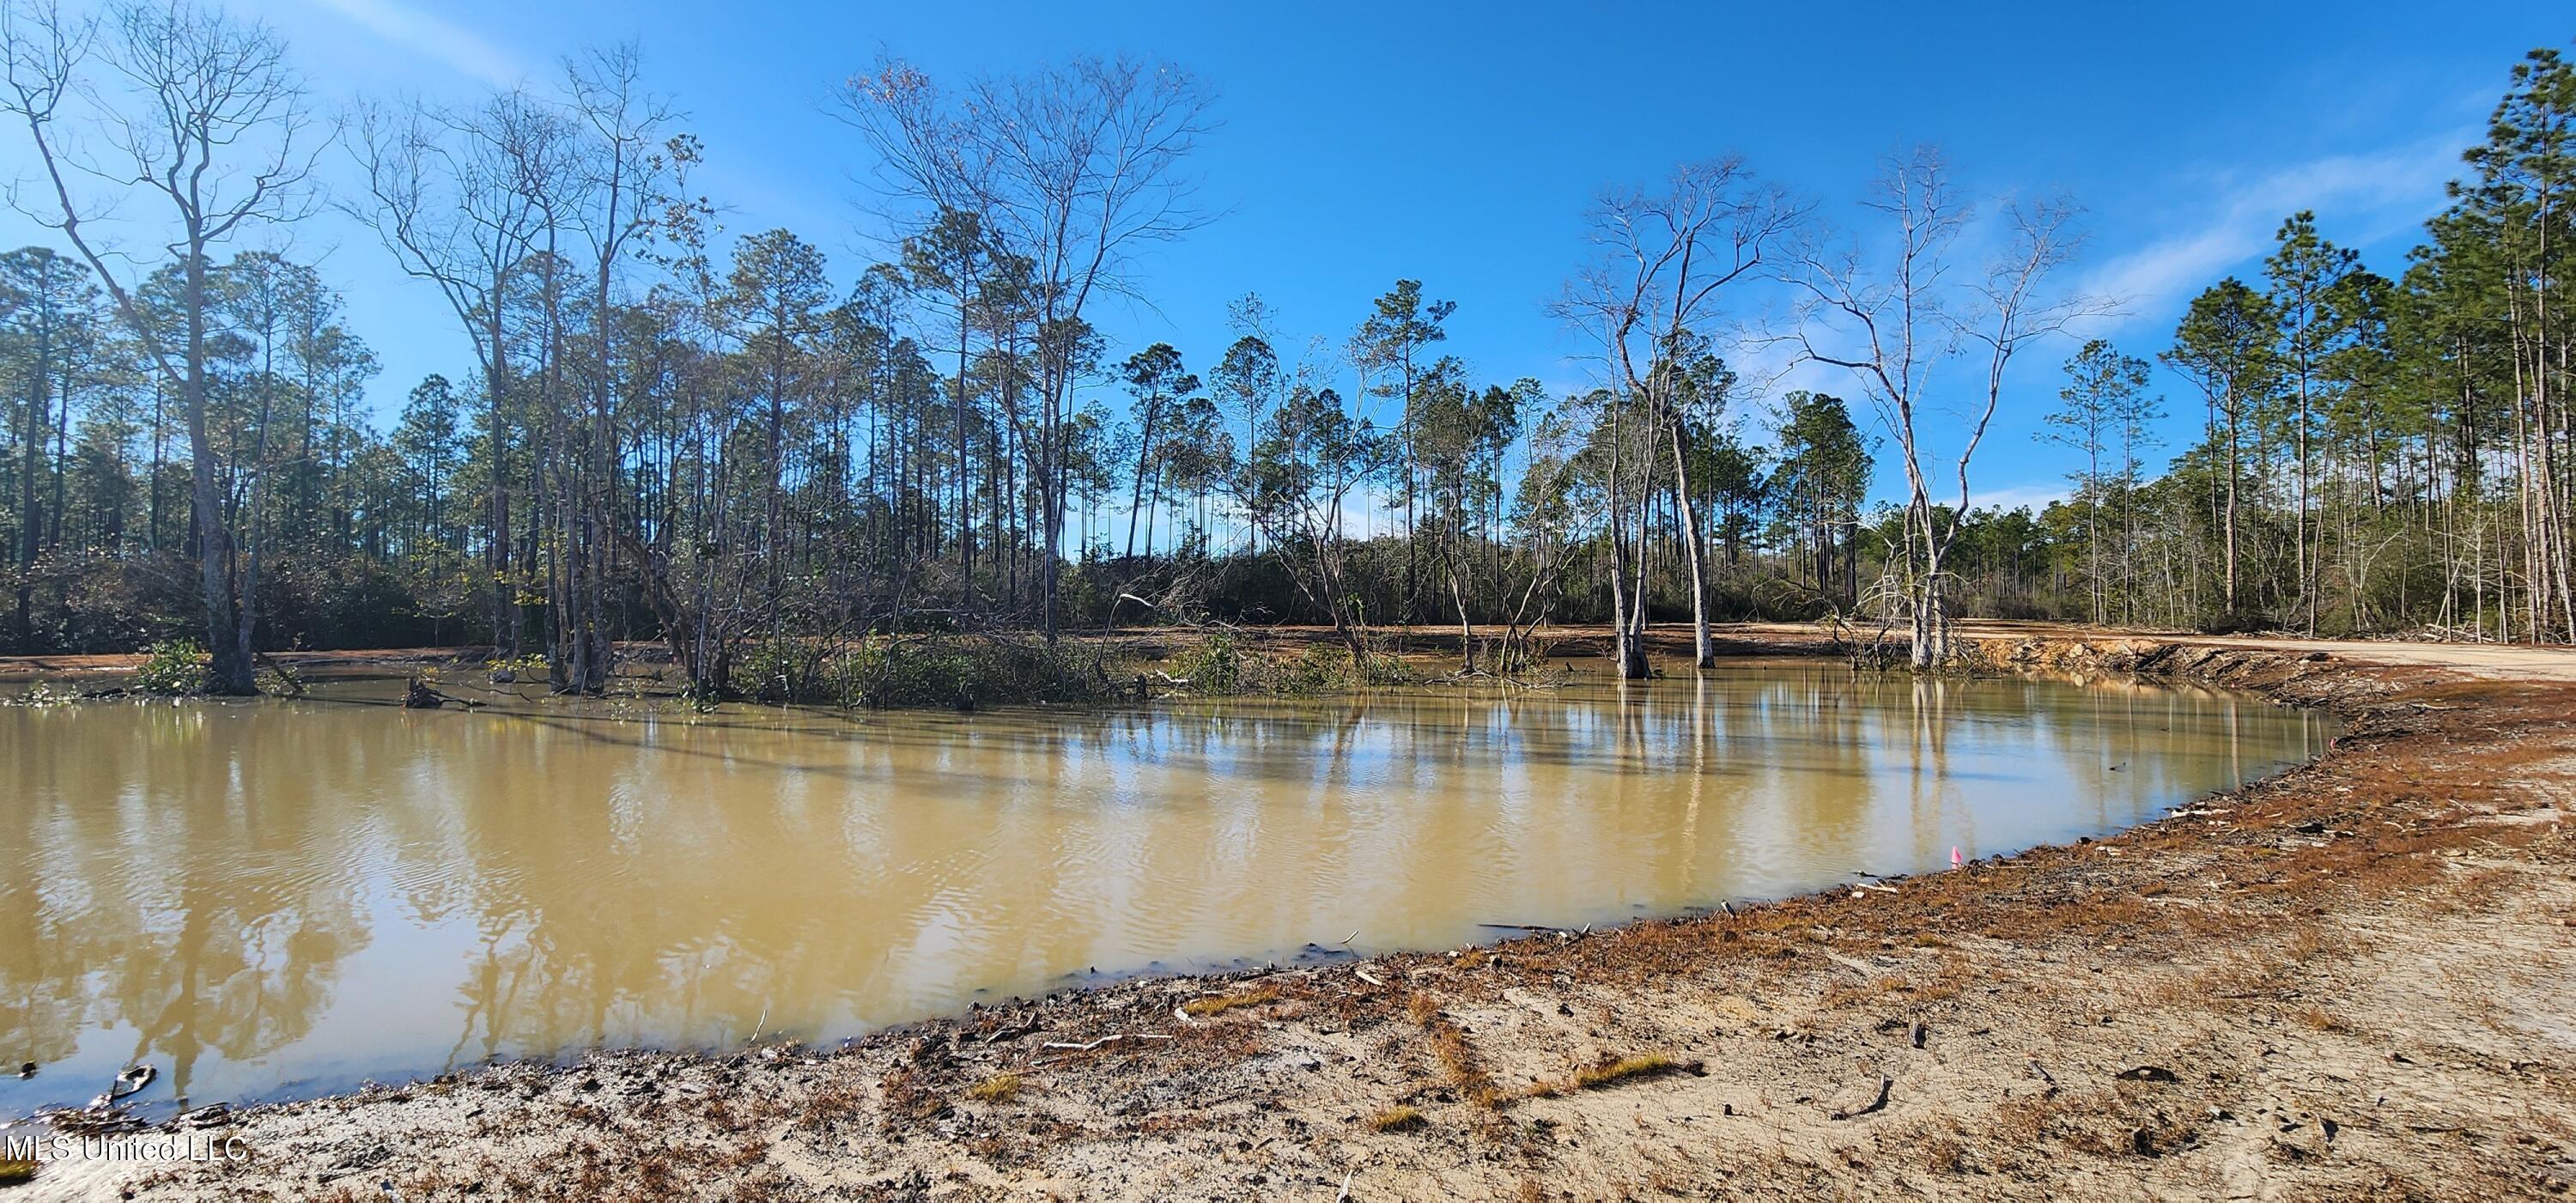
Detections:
[795, 1079, 868, 1127]
[2293, 1005, 2350, 1033]
[1571, 1053, 1682, 1090]
[1819, 974, 1914, 1008]
[1180, 984, 1280, 1018]
[1517, 1051, 1696, 1100]
[713, 1135, 770, 1171]
[1407, 989, 1507, 1110]
[966, 1071, 1023, 1102]
[875, 1063, 947, 1135]
[1566, 1056, 1690, 1092]
[1365, 1104, 1429, 1132]
[1921, 1132, 1970, 1174]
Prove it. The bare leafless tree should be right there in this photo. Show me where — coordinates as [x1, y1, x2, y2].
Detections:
[1555, 157, 1803, 676]
[1782, 149, 2093, 667]
[3, 0, 318, 693]
[347, 87, 574, 664]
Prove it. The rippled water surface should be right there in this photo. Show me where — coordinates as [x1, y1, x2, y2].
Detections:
[0, 659, 2330, 1110]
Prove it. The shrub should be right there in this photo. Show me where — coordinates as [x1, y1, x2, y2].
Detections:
[812, 635, 1125, 710]
[1163, 630, 1247, 693]
[132, 639, 209, 696]
[1277, 641, 1363, 694]
[733, 639, 814, 704]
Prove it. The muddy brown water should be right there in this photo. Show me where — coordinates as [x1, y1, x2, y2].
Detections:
[0, 659, 2329, 1113]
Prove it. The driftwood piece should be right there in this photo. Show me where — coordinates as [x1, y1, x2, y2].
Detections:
[1039, 1033, 1177, 1053]
[404, 677, 483, 710]
[88, 1063, 155, 1109]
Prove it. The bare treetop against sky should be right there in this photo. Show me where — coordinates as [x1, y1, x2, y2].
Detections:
[0, 0, 2560, 509]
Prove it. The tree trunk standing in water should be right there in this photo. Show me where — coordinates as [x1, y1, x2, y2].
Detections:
[1447, 535, 1474, 672]
[1557, 159, 1800, 674]
[1594, 387, 1653, 680]
[1663, 416, 1712, 665]
[3, 0, 314, 694]
[226, 255, 289, 691]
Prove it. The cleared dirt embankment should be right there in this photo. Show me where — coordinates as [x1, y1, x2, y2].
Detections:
[27, 628, 2576, 1201]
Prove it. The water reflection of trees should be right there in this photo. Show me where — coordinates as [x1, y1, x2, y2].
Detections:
[0, 670, 2327, 1102]
[1, 702, 373, 1102]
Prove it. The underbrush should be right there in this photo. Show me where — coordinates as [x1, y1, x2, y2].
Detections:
[131, 638, 209, 695]
[708, 627, 1441, 711]
[732, 635, 1128, 710]
[1161, 631, 1411, 696]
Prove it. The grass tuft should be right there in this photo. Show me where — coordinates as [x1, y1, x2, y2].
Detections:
[1571, 1053, 1682, 1091]
[1406, 990, 1508, 1111]
[1180, 985, 1280, 1018]
[1364, 1104, 1429, 1133]
[965, 1072, 1023, 1103]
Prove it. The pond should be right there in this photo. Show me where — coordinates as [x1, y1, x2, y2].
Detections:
[0, 659, 2330, 1113]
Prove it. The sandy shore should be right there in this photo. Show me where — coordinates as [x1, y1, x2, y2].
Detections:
[9, 627, 2576, 1200]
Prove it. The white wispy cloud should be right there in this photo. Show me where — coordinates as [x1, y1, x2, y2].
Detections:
[302, 0, 528, 88]
[2078, 132, 2473, 327]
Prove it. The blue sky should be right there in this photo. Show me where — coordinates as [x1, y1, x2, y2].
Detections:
[8, 1, 2566, 513]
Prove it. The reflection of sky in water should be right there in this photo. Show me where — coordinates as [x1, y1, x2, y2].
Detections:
[0, 661, 2330, 1113]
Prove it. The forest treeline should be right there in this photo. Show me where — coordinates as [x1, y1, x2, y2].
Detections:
[1, 2, 2572, 695]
